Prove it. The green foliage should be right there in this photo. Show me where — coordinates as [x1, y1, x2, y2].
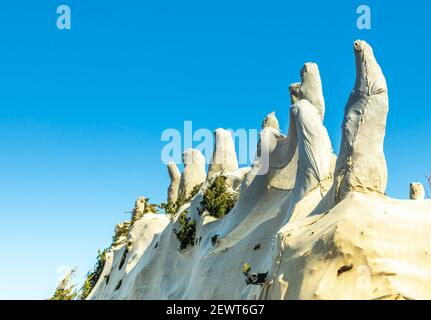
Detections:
[79, 195, 161, 298]
[80, 276, 93, 300]
[160, 183, 204, 217]
[130, 198, 158, 226]
[144, 202, 158, 214]
[159, 202, 177, 218]
[162, 197, 186, 217]
[173, 211, 196, 250]
[80, 249, 107, 300]
[174, 194, 186, 212]
[242, 262, 251, 275]
[198, 175, 237, 218]
[189, 182, 203, 199]
[50, 268, 78, 300]
[78, 185, 205, 296]
[176, 183, 203, 210]
[112, 221, 131, 247]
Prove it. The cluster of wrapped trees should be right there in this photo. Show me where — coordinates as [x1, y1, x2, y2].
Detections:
[82, 40, 431, 300]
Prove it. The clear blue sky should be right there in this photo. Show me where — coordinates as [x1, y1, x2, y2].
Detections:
[0, 0, 429, 299]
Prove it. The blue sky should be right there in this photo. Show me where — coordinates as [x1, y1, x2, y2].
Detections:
[0, 1, 429, 299]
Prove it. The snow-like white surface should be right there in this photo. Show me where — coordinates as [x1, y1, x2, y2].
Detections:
[89, 41, 431, 300]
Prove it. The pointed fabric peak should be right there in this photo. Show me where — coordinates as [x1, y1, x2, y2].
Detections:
[333, 40, 389, 202]
[167, 161, 181, 203]
[207, 128, 239, 179]
[409, 182, 425, 200]
[289, 82, 301, 105]
[261, 111, 280, 130]
[178, 148, 206, 199]
[352, 40, 387, 96]
[288, 99, 333, 219]
[299, 62, 325, 121]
